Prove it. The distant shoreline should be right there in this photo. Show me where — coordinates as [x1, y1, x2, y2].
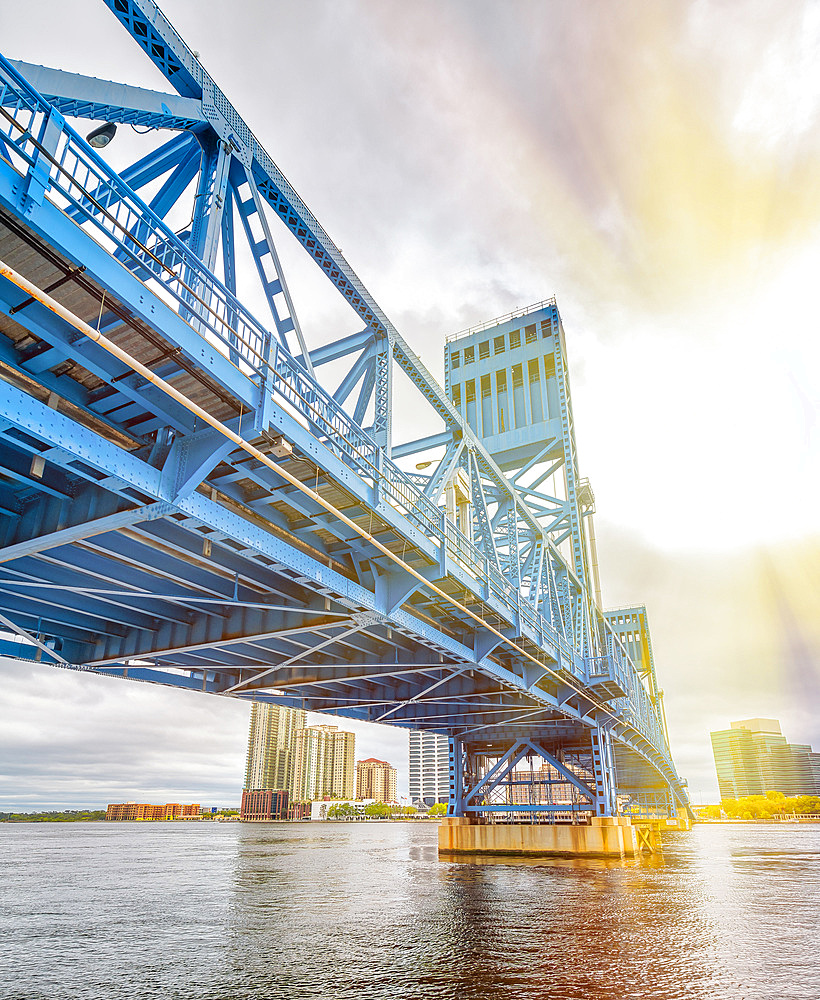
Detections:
[0, 812, 234, 823]
[1, 817, 441, 824]
[696, 818, 820, 824]
[0, 811, 107, 823]
[8, 814, 817, 826]
[0, 814, 442, 824]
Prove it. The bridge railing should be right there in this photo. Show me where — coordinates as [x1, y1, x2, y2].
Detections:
[0, 53, 673, 761]
[0, 54, 272, 377]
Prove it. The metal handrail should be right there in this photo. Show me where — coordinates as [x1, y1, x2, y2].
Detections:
[446, 297, 558, 344]
[0, 57, 277, 371]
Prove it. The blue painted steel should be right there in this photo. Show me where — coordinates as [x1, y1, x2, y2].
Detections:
[0, 10, 691, 823]
[6, 60, 205, 130]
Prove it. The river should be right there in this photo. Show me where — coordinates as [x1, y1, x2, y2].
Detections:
[1, 821, 818, 999]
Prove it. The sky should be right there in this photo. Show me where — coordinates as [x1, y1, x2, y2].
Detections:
[1, 0, 819, 810]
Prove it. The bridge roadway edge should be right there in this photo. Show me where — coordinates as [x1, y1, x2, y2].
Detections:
[0, 372, 584, 717]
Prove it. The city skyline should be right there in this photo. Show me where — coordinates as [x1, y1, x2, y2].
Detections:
[710, 718, 820, 800]
[3, 648, 820, 809]
[0, 0, 818, 811]
[242, 705, 360, 807]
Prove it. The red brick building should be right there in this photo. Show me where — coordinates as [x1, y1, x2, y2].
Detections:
[240, 788, 289, 821]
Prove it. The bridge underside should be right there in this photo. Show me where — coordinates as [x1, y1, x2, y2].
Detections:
[0, 32, 690, 825]
[0, 189, 682, 820]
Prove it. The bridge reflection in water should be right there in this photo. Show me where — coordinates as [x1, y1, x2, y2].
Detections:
[0, 1, 690, 840]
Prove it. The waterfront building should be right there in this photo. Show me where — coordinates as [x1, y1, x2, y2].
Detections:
[710, 719, 820, 798]
[356, 758, 397, 802]
[244, 703, 306, 795]
[710, 724, 763, 798]
[812, 752, 820, 792]
[240, 789, 289, 821]
[409, 731, 449, 806]
[293, 724, 356, 801]
[105, 802, 200, 820]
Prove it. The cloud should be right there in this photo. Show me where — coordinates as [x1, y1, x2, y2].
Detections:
[0, 659, 412, 811]
[0, 660, 249, 810]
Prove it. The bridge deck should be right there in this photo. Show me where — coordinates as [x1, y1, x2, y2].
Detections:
[0, 34, 689, 820]
[0, 199, 676, 797]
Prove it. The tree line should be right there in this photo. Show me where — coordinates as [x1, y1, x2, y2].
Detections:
[0, 810, 107, 822]
[700, 791, 820, 820]
[325, 801, 448, 819]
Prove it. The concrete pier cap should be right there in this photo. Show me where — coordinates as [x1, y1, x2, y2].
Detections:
[438, 816, 658, 858]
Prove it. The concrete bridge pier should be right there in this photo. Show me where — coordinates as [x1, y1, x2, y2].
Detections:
[438, 816, 669, 858]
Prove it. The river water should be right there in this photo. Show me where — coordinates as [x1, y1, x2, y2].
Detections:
[1, 821, 818, 1000]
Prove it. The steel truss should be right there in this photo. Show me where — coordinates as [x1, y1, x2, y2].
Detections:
[0, 1, 690, 821]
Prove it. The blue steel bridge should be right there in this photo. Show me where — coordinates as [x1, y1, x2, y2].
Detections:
[0, 1, 689, 823]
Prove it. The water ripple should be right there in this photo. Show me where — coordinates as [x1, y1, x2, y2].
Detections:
[0, 822, 818, 999]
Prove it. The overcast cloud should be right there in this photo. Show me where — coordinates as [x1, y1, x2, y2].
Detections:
[1, 0, 818, 810]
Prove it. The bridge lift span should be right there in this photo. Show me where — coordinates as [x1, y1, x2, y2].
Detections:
[0, 0, 690, 830]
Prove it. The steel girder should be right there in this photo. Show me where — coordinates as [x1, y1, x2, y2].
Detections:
[0, 15, 690, 820]
[4, 36, 600, 663]
[0, 369, 685, 808]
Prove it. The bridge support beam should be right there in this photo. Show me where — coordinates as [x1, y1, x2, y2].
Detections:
[446, 735, 599, 820]
[446, 736, 466, 817]
[591, 726, 618, 817]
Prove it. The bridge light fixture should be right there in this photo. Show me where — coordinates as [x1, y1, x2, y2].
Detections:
[270, 436, 292, 458]
[86, 122, 117, 149]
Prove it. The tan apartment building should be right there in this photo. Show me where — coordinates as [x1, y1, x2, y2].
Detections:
[293, 724, 356, 801]
[356, 758, 397, 803]
[106, 802, 200, 820]
[244, 702, 307, 796]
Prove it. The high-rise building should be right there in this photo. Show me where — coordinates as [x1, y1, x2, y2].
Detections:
[244, 703, 306, 795]
[356, 758, 397, 802]
[409, 731, 450, 806]
[710, 718, 820, 799]
[293, 724, 355, 801]
[811, 752, 820, 793]
[710, 724, 763, 798]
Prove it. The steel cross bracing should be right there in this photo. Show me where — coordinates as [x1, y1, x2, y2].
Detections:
[0, 1, 690, 821]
